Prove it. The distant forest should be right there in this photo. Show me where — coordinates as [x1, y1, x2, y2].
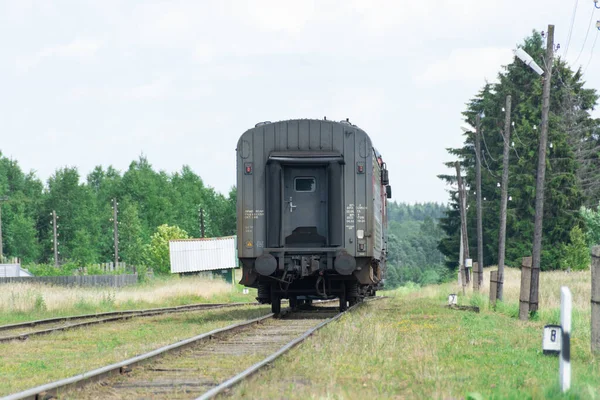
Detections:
[385, 202, 449, 288]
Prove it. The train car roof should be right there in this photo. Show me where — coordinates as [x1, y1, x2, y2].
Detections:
[244, 118, 369, 137]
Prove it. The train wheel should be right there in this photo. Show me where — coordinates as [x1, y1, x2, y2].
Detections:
[339, 282, 347, 312]
[347, 282, 359, 307]
[271, 287, 281, 315]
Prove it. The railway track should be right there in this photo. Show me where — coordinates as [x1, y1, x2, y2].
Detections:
[0, 302, 257, 343]
[4, 298, 381, 400]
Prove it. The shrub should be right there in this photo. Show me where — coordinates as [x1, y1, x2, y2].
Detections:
[144, 224, 189, 274]
[560, 225, 590, 271]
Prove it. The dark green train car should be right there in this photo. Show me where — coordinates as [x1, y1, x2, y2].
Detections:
[236, 119, 391, 313]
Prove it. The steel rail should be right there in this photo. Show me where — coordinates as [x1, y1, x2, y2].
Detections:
[0, 302, 257, 343]
[1, 297, 377, 400]
[197, 296, 385, 400]
[1, 313, 274, 400]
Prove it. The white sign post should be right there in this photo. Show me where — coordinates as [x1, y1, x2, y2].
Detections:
[448, 294, 458, 306]
[560, 287, 572, 393]
[542, 325, 562, 355]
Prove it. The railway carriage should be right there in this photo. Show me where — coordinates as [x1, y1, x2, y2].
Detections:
[236, 118, 391, 313]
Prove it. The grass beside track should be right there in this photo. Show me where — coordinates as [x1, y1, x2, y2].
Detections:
[0, 275, 257, 325]
[231, 273, 600, 399]
[0, 305, 269, 396]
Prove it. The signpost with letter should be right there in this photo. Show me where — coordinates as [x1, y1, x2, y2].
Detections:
[448, 294, 457, 306]
[542, 324, 561, 355]
[541, 287, 572, 393]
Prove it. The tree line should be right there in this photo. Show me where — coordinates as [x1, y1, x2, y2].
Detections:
[438, 31, 600, 272]
[385, 202, 449, 288]
[0, 154, 236, 271]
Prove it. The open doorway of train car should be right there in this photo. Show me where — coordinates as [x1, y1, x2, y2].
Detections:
[282, 166, 328, 247]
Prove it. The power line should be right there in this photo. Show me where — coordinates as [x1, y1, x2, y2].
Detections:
[585, 29, 599, 73]
[573, 4, 596, 65]
[481, 130, 498, 162]
[564, 0, 580, 57]
[481, 148, 499, 178]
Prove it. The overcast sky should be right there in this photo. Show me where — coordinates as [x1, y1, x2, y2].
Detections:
[1, 1, 599, 203]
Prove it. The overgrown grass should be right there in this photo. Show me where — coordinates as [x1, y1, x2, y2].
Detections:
[0, 275, 257, 325]
[230, 270, 599, 399]
[0, 305, 270, 396]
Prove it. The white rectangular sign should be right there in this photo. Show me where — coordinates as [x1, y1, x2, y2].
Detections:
[542, 325, 561, 354]
[448, 294, 458, 305]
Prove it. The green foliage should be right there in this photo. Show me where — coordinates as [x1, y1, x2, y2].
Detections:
[0, 153, 236, 271]
[438, 31, 599, 271]
[33, 294, 46, 312]
[26, 262, 80, 277]
[580, 203, 600, 246]
[118, 200, 145, 266]
[560, 225, 590, 271]
[145, 224, 189, 274]
[385, 202, 449, 288]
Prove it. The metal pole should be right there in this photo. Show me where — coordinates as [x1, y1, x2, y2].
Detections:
[497, 95, 512, 301]
[53, 210, 58, 267]
[113, 199, 119, 267]
[530, 24, 555, 314]
[475, 114, 483, 290]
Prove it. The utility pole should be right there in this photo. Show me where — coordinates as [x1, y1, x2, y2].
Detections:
[199, 208, 205, 238]
[475, 114, 484, 290]
[497, 95, 512, 301]
[455, 162, 469, 293]
[0, 196, 7, 262]
[52, 210, 59, 267]
[530, 24, 555, 314]
[113, 198, 119, 267]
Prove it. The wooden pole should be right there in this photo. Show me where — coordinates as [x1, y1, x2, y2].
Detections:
[489, 270, 498, 307]
[200, 208, 205, 238]
[0, 201, 4, 263]
[53, 210, 59, 267]
[591, 246, 600, 354]
[455, 162, 469, 294]
[497, 95, 512, 301]
[113, 199, 119, 267]
[519, 256, 532, 320]
[475, 114, 483, 291]
[530, 24, 555, 313]
[473, 262, 479, 291]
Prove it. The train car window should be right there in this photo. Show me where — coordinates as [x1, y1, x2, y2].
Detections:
[294, 177, 316, 192]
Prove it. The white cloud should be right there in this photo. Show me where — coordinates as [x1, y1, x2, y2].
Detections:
[16, 38, 103, 72]
[415, 47, 514, 86]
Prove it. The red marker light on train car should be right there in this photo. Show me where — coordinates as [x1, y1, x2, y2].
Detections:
[244, 163, 253, 175]
[356, 162, 365, 174]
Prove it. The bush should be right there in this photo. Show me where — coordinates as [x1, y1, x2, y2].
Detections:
[144, 224, 189, 274]
[560, 225, 590, 271]
[26, 262, 80, 277]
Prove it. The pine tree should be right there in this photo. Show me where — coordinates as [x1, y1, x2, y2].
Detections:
[439, 31, 598, 271]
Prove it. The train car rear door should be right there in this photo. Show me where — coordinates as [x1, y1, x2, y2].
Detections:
[283, 167, 327, 247]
